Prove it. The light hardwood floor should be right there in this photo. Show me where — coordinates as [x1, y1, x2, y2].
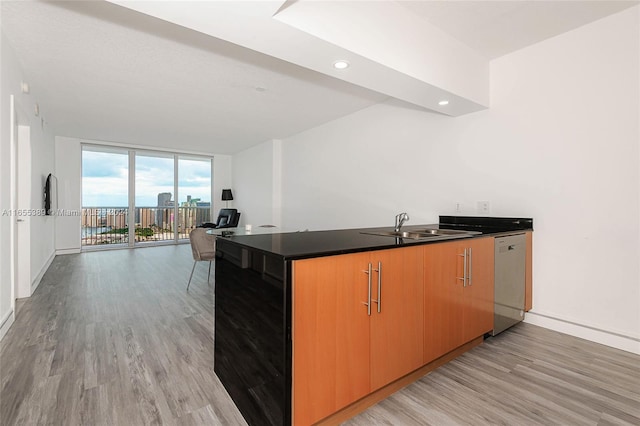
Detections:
[2, 245, 639, 425]
[1, 245, 246, 426]
[346, 324, 640, 426]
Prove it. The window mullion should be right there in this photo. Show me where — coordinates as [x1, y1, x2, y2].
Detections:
[174, 155, 179, 243]
[128, 150, 135, 247]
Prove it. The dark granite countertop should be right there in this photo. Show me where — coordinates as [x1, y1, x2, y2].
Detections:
[215, 216, 533, 261]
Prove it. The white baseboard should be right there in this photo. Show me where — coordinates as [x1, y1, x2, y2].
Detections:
[0, 308, 14, 342]
[56, 248, 81, 255]
[31, 251, 56, 295]
[524, 311, 640, 355]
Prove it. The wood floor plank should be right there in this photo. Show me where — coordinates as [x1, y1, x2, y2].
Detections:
[0, 346, 38, 423]
[13, 373, 61, 425]
[346, 324, 640, 426]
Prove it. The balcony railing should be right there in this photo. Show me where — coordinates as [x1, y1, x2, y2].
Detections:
[81, 206, 212, 246]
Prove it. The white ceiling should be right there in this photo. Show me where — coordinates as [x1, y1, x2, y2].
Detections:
[398, 0, 639, 59]
[1, 0, 637, 154]
[0, 1, 387, 154]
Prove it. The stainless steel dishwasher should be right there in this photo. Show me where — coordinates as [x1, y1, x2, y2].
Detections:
[492, 234, 526, 335]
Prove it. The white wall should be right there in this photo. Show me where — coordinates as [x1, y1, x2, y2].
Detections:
[1, 32, 56, 338]
[28, 120, 55, 290]
[279, 7, 640, 353]
[54, 136, 82, 253]
[488, 7, 639, 353]
[0, 32, 19, 337]
[213, 154, 233, 215]
[232, 139, 282, 227]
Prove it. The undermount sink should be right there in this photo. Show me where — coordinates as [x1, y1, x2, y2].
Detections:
[361, 228, 478, 240]
[413, 228, 476, 236]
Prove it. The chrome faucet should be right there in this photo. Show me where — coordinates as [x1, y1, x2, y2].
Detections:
[394, 212, 409, 232]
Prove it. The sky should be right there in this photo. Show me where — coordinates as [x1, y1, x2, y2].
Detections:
[82, 150, 211, 207]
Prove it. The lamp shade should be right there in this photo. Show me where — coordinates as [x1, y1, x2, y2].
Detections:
[221, 189, 234, 201]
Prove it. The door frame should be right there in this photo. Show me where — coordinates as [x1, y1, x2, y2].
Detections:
[10, 95, 32, 303]
[9, 94, 17, 319]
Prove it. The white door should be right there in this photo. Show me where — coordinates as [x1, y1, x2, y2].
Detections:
[15, 124, 31, 299]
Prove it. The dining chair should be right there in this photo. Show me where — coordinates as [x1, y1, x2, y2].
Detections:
[187, 228, 216, 291]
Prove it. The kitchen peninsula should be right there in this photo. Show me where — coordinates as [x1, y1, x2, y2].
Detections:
[214, 216, 533, 426]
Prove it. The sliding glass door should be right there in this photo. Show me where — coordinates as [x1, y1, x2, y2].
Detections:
[135, 152, 175, 244]
[81, 147, 129, 246]
[81, 146, 213, 249]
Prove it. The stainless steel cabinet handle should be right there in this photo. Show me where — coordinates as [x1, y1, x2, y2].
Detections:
[363, 263, 372, 316]
[372, 261, 382, 313]
[468, 247, 472, 286]
[457, 249, 467, 286]
[463, 248, 468, 287]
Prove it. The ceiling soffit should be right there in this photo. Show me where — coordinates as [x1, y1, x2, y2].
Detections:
[109, 0, 490, 117]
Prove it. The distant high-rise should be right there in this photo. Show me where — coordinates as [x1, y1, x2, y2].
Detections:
[157, 192, 172, 227]
[157, 192, 172, 207]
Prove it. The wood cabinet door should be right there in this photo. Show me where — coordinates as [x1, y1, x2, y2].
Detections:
[292, 253, 371, 426]
[463, 237, 495, 342]
[369, 246, 424, 391]
[423, 240, 465, 364]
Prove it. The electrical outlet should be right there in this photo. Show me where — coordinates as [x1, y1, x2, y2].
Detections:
[455, 202, 462, 213]
[477, 201, 490, 214]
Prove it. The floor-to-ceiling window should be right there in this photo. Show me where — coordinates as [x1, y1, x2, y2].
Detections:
[81, 145, 213, 249]
[135, 152, 175, 244]
[178, 156, 212, 237]
[81, 146, 129, 246]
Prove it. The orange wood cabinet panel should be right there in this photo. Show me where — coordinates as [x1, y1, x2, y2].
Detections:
[462, 237, 495, 342]
[525, 231, 533, 311]
[292, 246, 424, 425]
[424, 237, 495, 364]
[292, 253, 371, 426]
[423, 240, 464, 363]
[369, 246, 424, 391]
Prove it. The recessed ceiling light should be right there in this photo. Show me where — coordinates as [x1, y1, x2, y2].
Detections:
[438, 100, 449, 106]
[333, 60, 350, 70]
